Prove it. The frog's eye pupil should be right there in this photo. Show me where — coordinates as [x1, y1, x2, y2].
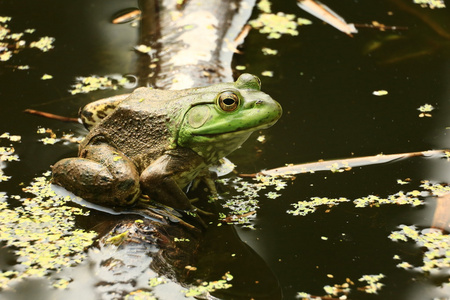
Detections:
[223, 98, 235, 105]
[218, 92, 239, 112]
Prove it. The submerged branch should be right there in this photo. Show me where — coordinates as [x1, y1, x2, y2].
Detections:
[432, 193, 450, 231]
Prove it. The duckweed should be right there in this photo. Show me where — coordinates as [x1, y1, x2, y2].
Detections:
[288, 188, 424, 217]
[182, 272, 233, 297]
[0, 132, 96, 289]
[421, 180, 450, 196]
[0, 173, 96, 289]
[358, 274, 385, 294]
[256, 0, 271, 13]
[261, 47, 278, 55]
[0, 17, 54, 63]
[30, 36, 55, 52]
[148, 277, 166, 287]
[353, 191, 423, 208]
[413, 0, 446, 9]
[261, 70, 274, 77]
[397, 178, 410, 185]
[287, 197, 350, 216]
[69, 75, 130, 95]
[389, 225, 450, 273]
[297, 273, 384, 299]
[418, 103, 434, 117]
[0, 132, 21, 142]
[173, 237, 190, 242]
[37, 127, 82, 145]
[372, 90, 388, 96]
[41, 74, 53, 80]
[323, 280, 351, 297]
[134, 44, 153, 54]
[0, 133, 20, 182]
[249, 0, 311, 39]
[250, 13, 302, 39]
[0, 147, 19, 162]
[0, 16, 11, 23]
[124, 290, 156, 300]
[256, 135, 266, 143]
[218, 175, 289, 227]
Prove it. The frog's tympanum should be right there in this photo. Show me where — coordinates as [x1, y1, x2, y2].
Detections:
[52, 74, 282, 212]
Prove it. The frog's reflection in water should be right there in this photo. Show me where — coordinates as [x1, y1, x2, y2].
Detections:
[51, 185, 282, 300]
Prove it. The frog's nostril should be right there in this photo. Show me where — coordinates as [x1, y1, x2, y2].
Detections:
[255, 99, 263, 105]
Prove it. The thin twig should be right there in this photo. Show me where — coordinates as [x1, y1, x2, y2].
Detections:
[24, 109, 80, 123]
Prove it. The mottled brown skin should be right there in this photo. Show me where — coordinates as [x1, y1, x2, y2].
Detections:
[53, 88, 206, 210]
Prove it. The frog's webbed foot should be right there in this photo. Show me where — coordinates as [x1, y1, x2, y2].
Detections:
[135, 196, 203, 230]
[137, 195, 209, 229]
[190, 169, 219, 196]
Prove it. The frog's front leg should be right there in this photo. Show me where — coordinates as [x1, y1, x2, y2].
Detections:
[52, 141, 140, 206]
[139, 149, 206, 211]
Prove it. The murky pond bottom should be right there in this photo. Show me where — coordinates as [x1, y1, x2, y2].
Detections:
[1, 0, 450, 299]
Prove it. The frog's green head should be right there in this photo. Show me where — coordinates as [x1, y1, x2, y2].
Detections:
[177, 73, 282, 162]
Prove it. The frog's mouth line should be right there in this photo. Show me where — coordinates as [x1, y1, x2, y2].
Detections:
[196, 119, 278, 138]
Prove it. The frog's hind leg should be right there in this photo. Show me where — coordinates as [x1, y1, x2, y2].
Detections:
[52, 143, 140, 206]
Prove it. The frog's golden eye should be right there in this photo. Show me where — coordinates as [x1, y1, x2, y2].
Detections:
[218, 91, 240, 112]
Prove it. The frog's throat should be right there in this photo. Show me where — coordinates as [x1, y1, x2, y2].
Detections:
[186, 122, 277, 163]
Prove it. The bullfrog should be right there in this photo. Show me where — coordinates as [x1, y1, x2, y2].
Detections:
[52, 73, 282, 213]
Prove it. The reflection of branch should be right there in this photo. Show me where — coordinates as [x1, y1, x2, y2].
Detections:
[137, 0, 160, 87]
[432, 193, 450, 231]
[221, 211, 256, 224]
[240, 150, 448, 177]
[354, 22, 408, 31]
[389, 0, 450, 40]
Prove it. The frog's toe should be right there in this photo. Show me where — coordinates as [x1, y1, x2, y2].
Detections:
[191, 205, 214, 217]
[120, 186, 141, 205]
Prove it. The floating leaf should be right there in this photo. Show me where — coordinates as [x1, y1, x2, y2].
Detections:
[373, 90, 388, 96]
[413, 0, 445, 9]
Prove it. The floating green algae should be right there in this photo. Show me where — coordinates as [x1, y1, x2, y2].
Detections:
[287, 185, 424, 217]
[1, 133, 96, 290]
[0, 133, 20, 182]
[389, 225, 450, 273]
[287, 197, 350, 216]
[69, 75, 130, 95]
[0, 173, 96, 289]
[297, 273, 385, 299]
[37, 127, 83, 145]
[421, 180, 450, 196]
[0, 16, 54, 63]
[182, 272, 233, 297]
[249, 12, 311, 39]
[413, 0, 446, 9]
[249, 0, 311, 39]
[218, 174, 289, 228]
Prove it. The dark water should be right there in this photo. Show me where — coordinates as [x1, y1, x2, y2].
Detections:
[1, 0, 450, 299]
